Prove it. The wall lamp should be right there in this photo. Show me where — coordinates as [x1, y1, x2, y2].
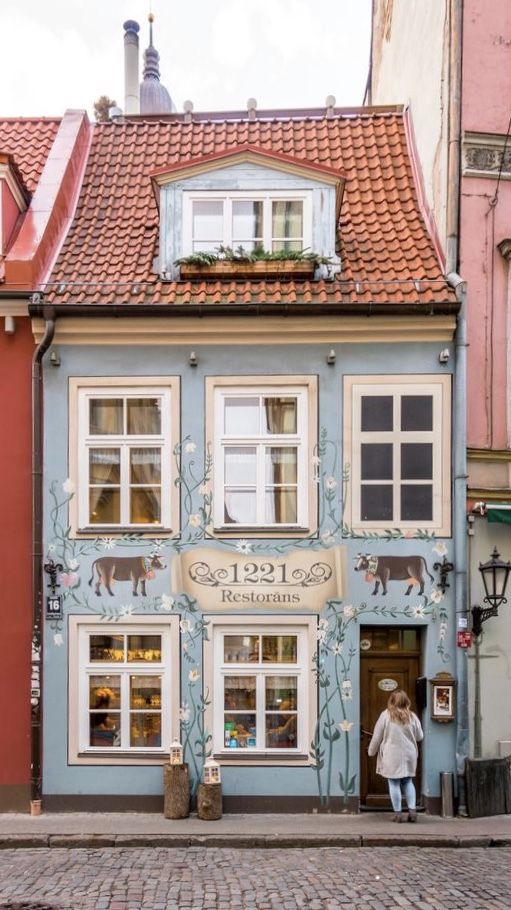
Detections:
[471, 546, 511, 758]
[326, 349, 336, 365]
[4, 315, 15, 335]
[189, 351, 198, 367]
[471, 547, 511, 637]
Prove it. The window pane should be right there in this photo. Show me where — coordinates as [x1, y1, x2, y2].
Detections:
[127, 635, 162, 662]
[130, 675, 161, 709]
[90, 635, 124, 662]
[265, 676, 297, 710]
[89, 399, 123, 435]
[266, 713, 297, 748]
[265, 488, 297, 523]
[262, 636, 297, 663]
[225, 447, 257, 485]
[272, 200, 303, 239]
[361, 395, 393, 431]
[89, 448, 120, 484]
[130, 448, 161, 484]
[130, 488, 161, 524]
[224, 490, 257, 524]
[232, 200, 263, 246]
[89, 488, 120, 524]
[401, 484, 433, 521]
[361, 484, 393, 521]
[401, 443, 432, 480]
[224, 397, 259, 434]
[90, 713, 120, 747]
[265, 447, 297, 484]
[224, 714, 257, 749]
[127, 398, 161, 435]
[272, 239, 302, 252]
[130, 714, 161, 748]
[89, 676, 121, 747]
[361, 443, 393, 480]
[193, 200, 223, 244]
[224, 676, 256, 710]
[401, 395, 433, 431]
[89, 677, 121, 709]
[264, 397, 297, 434]
[224, 635, 260, 663]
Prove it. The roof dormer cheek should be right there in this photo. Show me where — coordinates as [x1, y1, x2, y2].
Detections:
[0, 154, 30, 256]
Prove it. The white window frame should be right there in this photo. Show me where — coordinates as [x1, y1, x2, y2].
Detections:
[68, 614, 180, 765]
[344, 374, 451, 536]
[68, 377, 180, 536]
[204, 615, 317, 764]
[182, 190, 313, 255]
[207, 376, 317, 533]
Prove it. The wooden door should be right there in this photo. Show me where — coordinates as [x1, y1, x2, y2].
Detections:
[360, 627, 421, 807]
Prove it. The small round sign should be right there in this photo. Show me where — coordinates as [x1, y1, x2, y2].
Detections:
[378, 678, 398, 692]
[360, 639, 371, 651]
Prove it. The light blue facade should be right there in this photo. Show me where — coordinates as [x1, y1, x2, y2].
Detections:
[42, 335, 458, 811]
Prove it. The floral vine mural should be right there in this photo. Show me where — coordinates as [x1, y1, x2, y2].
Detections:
[45, 432, 451, 801]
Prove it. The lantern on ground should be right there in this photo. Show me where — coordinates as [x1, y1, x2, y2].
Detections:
[203, 757, 221, 785]
[170, 739, 183, 765]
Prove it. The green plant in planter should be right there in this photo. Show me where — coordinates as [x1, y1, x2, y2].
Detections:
[175, 245, 333, 266]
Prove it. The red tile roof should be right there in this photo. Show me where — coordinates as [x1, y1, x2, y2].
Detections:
[4, 108, 458, 307]
[0, 118, 60, 193]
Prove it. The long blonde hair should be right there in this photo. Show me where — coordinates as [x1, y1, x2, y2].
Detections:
[387, 689, 412, 725]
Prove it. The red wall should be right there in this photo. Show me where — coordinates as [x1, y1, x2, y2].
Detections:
[0, 317, 33, 809]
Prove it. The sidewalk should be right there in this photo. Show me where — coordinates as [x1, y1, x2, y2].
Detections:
[1, 811, 511, 848]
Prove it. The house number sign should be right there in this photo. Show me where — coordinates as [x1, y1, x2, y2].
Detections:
[172, 546, 346, 610]
[45, 595, 62, 620]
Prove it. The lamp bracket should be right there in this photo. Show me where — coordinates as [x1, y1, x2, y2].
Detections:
[44, 558, 63, 596]
[433, 556, 454, 594]
[471, 603, 499, 638]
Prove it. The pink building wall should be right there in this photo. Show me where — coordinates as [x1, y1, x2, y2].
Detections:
[462, 1, 511, 134]
[461, 0, 511, 451]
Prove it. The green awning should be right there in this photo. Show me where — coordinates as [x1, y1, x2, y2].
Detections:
[487, 507, 511, 525]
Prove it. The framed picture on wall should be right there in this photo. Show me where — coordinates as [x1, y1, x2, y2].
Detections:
[430, 672, 456, 722]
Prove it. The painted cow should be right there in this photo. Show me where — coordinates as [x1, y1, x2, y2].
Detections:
[354, 553, 433, 596]
[88, 553, 166, 597]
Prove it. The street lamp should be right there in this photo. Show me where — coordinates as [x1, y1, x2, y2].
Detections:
[471, 547, 511, 757]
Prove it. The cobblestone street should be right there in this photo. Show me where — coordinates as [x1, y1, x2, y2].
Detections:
[0, 847, 509, 910]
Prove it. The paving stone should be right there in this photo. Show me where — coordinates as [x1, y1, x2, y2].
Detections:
[0, 847, 510, 909]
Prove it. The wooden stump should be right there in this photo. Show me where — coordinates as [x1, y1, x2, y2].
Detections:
[163, 762, 190, 819]
[197, 782, 222, 820]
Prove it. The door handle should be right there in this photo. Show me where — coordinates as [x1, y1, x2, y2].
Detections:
[361, 729, 372, 737]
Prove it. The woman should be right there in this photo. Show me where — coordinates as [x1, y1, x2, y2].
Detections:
[368, 689, 423, 823]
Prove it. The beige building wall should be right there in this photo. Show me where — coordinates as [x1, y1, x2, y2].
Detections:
[369, 0, 449, 253]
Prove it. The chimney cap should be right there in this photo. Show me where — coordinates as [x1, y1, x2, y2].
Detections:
[123, 20, 140, 34]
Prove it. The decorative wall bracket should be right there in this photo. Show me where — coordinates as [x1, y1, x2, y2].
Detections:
[44, 558, 63, 595]
[433, 556, 454, 594]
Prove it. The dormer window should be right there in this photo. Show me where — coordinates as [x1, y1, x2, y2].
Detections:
[183, 192, 311, 255]
[151, 145, 344, 279]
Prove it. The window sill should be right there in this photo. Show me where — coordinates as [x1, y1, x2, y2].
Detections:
[72, 751, 168, 766]
[213, 526, 315, 539]
[74, 526, 179, 539]
[214, 752, 311, 766]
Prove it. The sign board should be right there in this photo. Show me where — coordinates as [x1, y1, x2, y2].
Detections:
[172, 546, 346, 611]
[457, 630, 472, 649]
[46, 595, 62, 620]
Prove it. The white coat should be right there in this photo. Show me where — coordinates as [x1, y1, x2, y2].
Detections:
[368, 709, 423, 779]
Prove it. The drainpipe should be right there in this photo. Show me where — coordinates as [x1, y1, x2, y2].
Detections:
[446, 0, 463, 273]
[447, 271, 468, 815]
[30, 301, 56, 816]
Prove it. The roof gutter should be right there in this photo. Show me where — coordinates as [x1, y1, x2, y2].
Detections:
[30, 301, 56, 816]
[28, 300, 460, 320]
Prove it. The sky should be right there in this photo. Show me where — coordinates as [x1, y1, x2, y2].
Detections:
[1, 0, 372, 118]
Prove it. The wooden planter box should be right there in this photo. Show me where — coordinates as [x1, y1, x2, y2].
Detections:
[178, 259, 317, 280]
